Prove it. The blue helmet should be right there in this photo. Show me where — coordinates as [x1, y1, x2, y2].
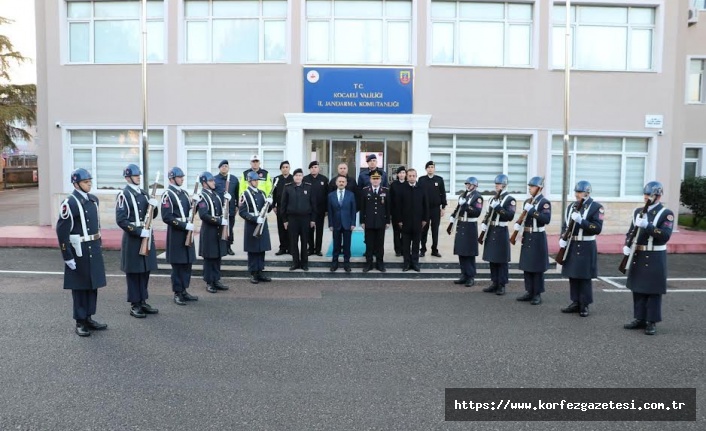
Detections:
[574, 180, 592, 194]
[528, 176, 544, 187]
[199, 171, 215, 184]
[464, 177, 478, 187]
[71, 168, 92, 184]
[247, 171, 260, 181]
[123, 164, 142, 177]
[168, 166, 185, 179]
[494, 174, 508, 186]
[643, 181, 663, 196]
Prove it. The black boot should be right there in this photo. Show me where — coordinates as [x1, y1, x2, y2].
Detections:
[214, 280, 229, 290]
[85, 318, 107, 330]
[579, 304, 589, 317]
[257, 271, 272, 282]
[130, 304, 146, 318]
[644, 321, 656, 335]
[376, 261, 386, 272]
[516, 292, 532, 301]
[482, 284, 498, 293]
[141, 301, 159, 314]
[464, 278, 475, 287]
[75, 321, 90, 337]
[561, 302, 580, 313]
[182, 290, 199, 301]
[207, 284, 217, 293]
[495, 285, 506, 296]
[530, 295, 542, 305]
[250, 272, 259, 284]
[174, 293, 187, 306]
[454, 276, 467, 285]
[363, 261, 373, 273]
[624, 319, 646, 330]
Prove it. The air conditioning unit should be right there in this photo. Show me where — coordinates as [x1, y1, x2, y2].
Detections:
[688, 0, 700, 26]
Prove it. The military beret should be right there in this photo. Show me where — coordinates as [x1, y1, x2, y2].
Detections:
[293, 168, 304, 176]
[218, 160, 228, 168]
[279, 160, 290, 169]
[396, 166, 406, 174]
[308, 161, 319, 169]
[425, 160, 434, 169]
[366, 154, 377, 162]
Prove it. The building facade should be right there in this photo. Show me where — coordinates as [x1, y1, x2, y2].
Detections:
[35, 0, 706, 231]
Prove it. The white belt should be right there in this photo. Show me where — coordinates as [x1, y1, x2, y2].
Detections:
[249, 212, 258, 216]
[490, 221, 507, 227]
[178, 217, 188, 222]
[524, 227, 545, 233]
[636, 244, 667, 251]
[572, 235, 595, 241]
[80, 233, 101, 242]
[134, 221, 143, 227]
[460, 217, 478, 222]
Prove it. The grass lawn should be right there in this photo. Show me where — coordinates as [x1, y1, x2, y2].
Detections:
[679, 214, 706, 231]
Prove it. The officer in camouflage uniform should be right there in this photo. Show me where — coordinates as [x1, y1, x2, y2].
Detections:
[450, 177, 483, 287]
[239, 171, 273, 284]
[481, 174, 516, 296]
[623, 181, 673, 335]
[56, 168, 107, 337]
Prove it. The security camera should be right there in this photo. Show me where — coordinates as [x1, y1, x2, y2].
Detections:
[657, 130, 664, 136]
[55, 121, 61, 128]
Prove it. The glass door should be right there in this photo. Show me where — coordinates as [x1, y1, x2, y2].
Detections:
[330, 140, 357, 178]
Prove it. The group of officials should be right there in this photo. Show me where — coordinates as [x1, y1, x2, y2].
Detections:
[57, 155, 673, 337]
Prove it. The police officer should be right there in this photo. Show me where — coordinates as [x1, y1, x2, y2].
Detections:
[56, 168, 107, 336]
[418, 161, 447, 258]
[623, 181, 673, 335]
[161, 166, 198, 305]
[450, 177, 483, 287]
[388, 166, 407, 257]
[393, 168, 429, 272]
[481, 174, 516, 296]
[360, 170, 390, 272]
[214, 159, 240, 256]
[281, 168, 317, 271]
[560, 180, 604, 317]
[358, 153, 388, 189]
[239, 171, 273, 284]
[272, 160, 294, 255]
[239, 154, 272, 197]
[116, 164, 159, 318]
[197, 171, 229, 293]
[304, 161, 329, 256]
[514, 176, 551, 305]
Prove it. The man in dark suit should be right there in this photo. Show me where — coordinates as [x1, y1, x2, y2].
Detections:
[328, 162, 359, 207]
[272, 160, 293, 255]
[358, 153, 388, 189]
[393, 168, 429, 272]
[418, 160, 447, 257]
[281, 168, 317, 271]
[327, 175, 357, 272]
[388, 166, 406, 257]
[360, 170, 390, 272]
[303, 161, 329, 256]
[214, 159, 239, 255]
[56, 168, 107, 337]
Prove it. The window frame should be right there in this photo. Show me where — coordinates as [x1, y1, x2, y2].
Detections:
[682, 144, 706, 179]
[686, 56, 706, 104]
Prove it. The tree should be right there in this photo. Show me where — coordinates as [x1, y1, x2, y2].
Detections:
[680, 176, 706, 227]
[0, 16, 36, 152]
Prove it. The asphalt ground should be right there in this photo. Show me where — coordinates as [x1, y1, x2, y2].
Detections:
[1, 249, 705, 430]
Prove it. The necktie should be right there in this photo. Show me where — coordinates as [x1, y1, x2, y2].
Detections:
[339, 191, 343, 204]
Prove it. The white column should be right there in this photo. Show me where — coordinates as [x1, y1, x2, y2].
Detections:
[410, 115, 432, 173]
[286, 126, 304, 172]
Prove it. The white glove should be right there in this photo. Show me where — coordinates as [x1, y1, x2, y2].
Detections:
[221, 217, 228, 226]
[635, 217, 649, 229]
[513, 223, 522, 232]
[65, 259, 76, 270]
[140, 228, 151, 238]
[224, 192, 232, 201]
[570, 212, 582, 223]
[266, 197, 273, 205]
[449, 216, 455, 223]
[623, 246, 631, 256]
[559, 239, 567, 248]
[185, 223, 194, 231]
[480, 223, 488, 232]
[191, 194, 201, 202]
[257, 216, 265, 224]
[458, 197, 467, 205]
[524, 203, 533, 212]
[148, 198, 159, 208]
[491, 201, 500, 209]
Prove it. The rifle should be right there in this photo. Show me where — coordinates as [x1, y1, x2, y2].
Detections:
[618, 195, 655, 274]
[221, 175, 231, 241]
[554, 198, 585, 265]
[510, 182, 544, 245]
[447, 189, 472, 235]
[478, 188, 504, 245]
[139, 171, 160, 256]
[185, 180, 199, 247]
[253, 177, 279, 238]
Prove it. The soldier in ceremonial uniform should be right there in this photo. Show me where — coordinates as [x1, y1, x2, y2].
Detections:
[238, 154, 272, 197]
[418, 161, 447, 258]
[393, 168, 429, 272]
[360, 170, 390, 272]
[450, 177, 483, 287]
[304, 161, 329, 256]
[514, 176, 551, 305]
[281, 168, 317, 271]
[239, 171, 273, 284]
[388, 166, 406, 257]
[481, 174, 516, 296]
[623, 181, 673, 335]
[214, 159, 240, 255]
[56, 168, 107, 336]
[560, 180, 604, 317]
[272, 160, 294, 255]
[116, 164, 159, 318]
[197, 171, 230, 293]
[161, 167, 199, 305]
[358, 153, 388, 189]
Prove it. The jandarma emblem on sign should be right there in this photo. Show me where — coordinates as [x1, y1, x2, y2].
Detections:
[399, 71, 411, 85]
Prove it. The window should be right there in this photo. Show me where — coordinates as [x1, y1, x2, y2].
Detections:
[688, 58, 706, 103]
[552, 5, 655, 71]
[70, 130, 165, 190]
[699, 0, 706, 10]
[683, 148, 702, 179]
[183, 131, 285, 181]
[67, 0, 164, 64]
[305, 0, 412, 64]
[429, 134, 530, 194]
[184, 0, 287, 63]
[550, 136, 649, 198]
[430, 1, 533, 67]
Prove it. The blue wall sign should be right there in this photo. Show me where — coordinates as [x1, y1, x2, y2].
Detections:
[303, 67, 413, 114]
